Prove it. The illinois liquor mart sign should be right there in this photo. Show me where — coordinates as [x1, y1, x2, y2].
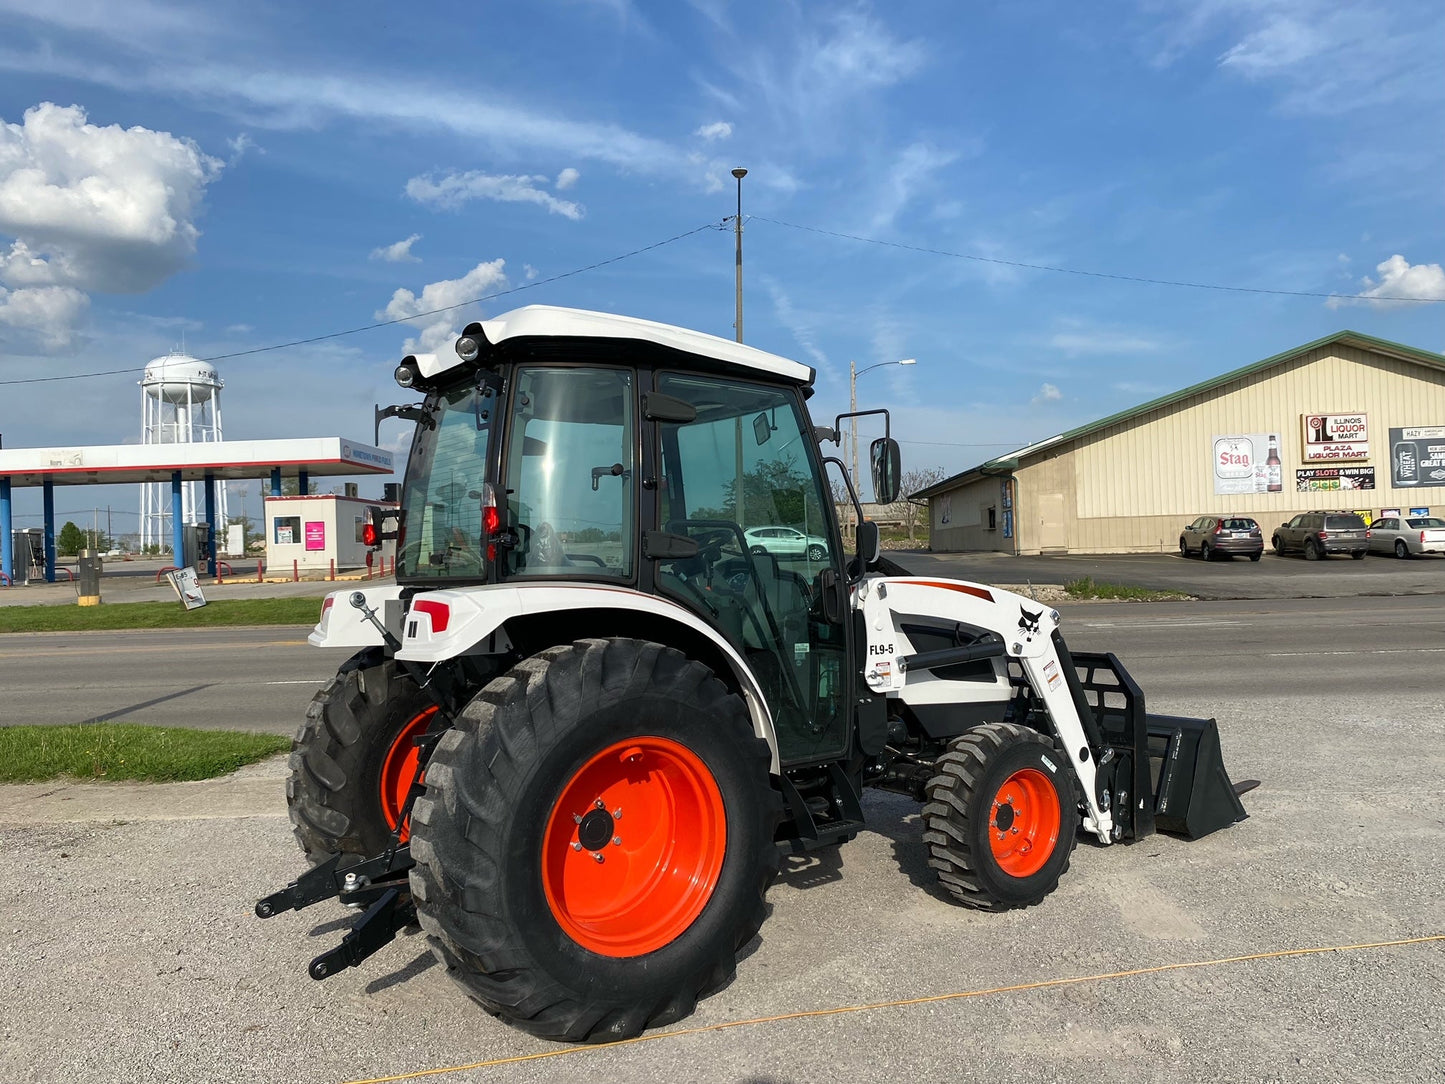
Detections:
[1302, 413, 1369, 462]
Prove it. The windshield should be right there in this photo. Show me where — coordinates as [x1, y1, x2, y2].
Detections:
[395, 381, 494, 581]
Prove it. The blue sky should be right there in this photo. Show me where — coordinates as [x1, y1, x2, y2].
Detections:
[0, 0, 1442, 534]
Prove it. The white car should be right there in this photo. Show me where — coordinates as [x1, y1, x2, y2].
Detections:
[1367, 515, 1445, 558]
[743, 526, 831, 561]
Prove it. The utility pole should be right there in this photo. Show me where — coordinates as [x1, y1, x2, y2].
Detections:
[732, 167, 747, 525]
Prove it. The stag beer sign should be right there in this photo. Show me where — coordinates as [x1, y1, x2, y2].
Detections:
[1213, 434, 1276, 495]
[1302, 413, 1369, 462]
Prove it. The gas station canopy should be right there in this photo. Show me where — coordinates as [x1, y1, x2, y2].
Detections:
[0, 437, 394, 487]
[0, 437, 395, 585]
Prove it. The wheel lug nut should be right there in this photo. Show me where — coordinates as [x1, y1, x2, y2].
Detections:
[612, 808, 622, 819]
[573, 813, 582, 824]
[571, 841, 582, 851]
[612, 836, 622, 846]
[593, 853, 605, 864]
[594, 799, 605, 809]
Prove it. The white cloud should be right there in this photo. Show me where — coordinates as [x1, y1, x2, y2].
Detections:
[694, 121, 732, 141]
[1329, 254, 1445, 309]
[0, 283, 88, 351]
[405, 172, 584, 220]
[0, 102, 222, 295]
[226, 132, 258, 164]
[1048, 324, 1163, 355]
[1031, 382, 1062, 405]
[378, 260, 509, 354]
[369, 233, 422, 263]
[555, 167, 580, 190]
[868, 141, 962, 231]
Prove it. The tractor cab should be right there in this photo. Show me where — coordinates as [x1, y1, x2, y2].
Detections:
[386, 313, 880, 767]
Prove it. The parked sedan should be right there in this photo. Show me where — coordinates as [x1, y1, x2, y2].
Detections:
[743, 526, 830, 561]
[1366, 515, 1445, 558]
[1179, 515, 1263, 561]
[1272, 511, 1369, 560]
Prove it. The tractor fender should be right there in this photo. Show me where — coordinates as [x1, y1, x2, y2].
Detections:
[307, 585, 407, 648]
[395, 583, 782, 772]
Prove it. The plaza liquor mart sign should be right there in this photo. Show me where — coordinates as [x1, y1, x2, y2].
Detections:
[1213, 433, 1283, 495]
[1301, 412, 1369, 461]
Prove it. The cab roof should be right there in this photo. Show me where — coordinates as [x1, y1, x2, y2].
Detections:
[407, 305, 815, 385]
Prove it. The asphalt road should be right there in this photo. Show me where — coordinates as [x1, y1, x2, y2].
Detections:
[0, 627, 353, 731]
[1, 594, 1442, 1083]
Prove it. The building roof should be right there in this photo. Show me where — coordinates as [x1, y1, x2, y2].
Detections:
[407, 304, 816, 385]
[910, 330, 1445, 500]
[0, 437, 394, 488]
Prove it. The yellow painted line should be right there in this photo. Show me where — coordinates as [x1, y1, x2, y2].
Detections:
[342, 933, 1445, 1083]
[0, 640, 307, 658]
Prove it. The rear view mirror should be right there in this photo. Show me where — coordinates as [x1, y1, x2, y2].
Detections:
[870, 437, 901, 503]
[752, 412, 772, 445]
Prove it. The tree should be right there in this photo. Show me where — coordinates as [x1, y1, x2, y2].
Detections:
[56, 522, 87, 556]
[899, 466, 948, 543]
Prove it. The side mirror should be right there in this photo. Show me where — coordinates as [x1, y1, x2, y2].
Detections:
[855, 520, 880, 568]
[870, 437, 902, 504]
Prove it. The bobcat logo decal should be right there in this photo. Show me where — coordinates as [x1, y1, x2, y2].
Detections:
[1018, 606, 1042, 636]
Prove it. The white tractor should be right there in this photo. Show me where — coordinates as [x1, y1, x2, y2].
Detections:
[258, 305, 1250, 1042]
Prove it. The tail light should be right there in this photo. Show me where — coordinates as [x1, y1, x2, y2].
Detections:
[481, 482, 500, 561]
[361, 522, 378, 547]
[1317, 530, 1328, 541]
[320, 596, 335, 620]
[1250, 527, 1261, 536]
[412, 599, 450, 633]
[1214, 522, 1224, 534]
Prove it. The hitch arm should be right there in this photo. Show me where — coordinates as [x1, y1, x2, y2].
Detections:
[254, 846, 413, 918]
[309, 888, 415, 980]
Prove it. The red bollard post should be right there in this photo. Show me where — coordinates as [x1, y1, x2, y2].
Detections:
[329, 558, 335, 581]
[257, 560, 263, 582]
[365, 551, 373, 580]
[292, 559, 299, 583]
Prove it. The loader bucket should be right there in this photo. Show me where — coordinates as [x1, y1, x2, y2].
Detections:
[1145, 714, 1248, 839]
[1053, 645, 1250, 843]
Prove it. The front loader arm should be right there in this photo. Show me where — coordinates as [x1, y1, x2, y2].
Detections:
[855, 577, 1113, 843]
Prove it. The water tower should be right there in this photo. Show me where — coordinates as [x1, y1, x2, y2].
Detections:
[139, 354, 228, 551]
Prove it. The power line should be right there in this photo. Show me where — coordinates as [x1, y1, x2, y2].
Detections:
[752, 216, 1444, 304]
[0, 221, 726, 388]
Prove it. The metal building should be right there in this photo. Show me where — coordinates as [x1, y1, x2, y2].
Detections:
[915, 330, 1445, 555]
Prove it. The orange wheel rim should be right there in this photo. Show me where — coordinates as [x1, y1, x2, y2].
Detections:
[988, 767, 1060, 878]
[379, 707, 437, 843]
[542, 736, 727, 958]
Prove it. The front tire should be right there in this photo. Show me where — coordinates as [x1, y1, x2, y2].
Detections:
[287, 652, 437, 861]
[1179, 538, 1189, 558]
[922, 723, 1077, 911]
[409, 638, 779, 1043]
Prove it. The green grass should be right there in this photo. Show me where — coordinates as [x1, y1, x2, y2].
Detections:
[1064, 576, 1191, 602]
[0, 724, 290, 783]
[0, 596, 328, 633]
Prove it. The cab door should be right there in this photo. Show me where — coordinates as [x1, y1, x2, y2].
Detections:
[647, 371, 851, 765]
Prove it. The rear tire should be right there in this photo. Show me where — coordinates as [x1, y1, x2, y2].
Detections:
[1396, 540, 1410, 559]
[1305, 539, 1321, 561]
[287, 652, 437, 861]
[922, 723, 1077, 911]
[1249, 552, 1261, 562]
[806, 543, 827, 562]
[1351, 549, 1366, 560]
[409, 638, 779, 1043]
[1201, 542, 1213, 561]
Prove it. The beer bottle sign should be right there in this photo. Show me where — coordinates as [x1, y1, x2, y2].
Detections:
[1266, 434, 1283, 492]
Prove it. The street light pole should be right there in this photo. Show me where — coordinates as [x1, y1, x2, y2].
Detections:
[849, 358, 917, 513]
[732, 167, 747, 343]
